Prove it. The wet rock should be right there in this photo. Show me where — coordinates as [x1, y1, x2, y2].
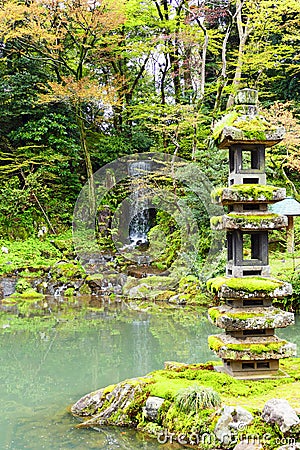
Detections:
[262, 398, 300, 434]
[0, 276, 17, 298]
[214, 406, 253, 444]
[72, 378, 150, 428]
[143, 396, 164, 421]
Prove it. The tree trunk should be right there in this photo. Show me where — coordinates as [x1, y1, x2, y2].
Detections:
[76, 104, 96, 217]
[226, 0, 250, 109]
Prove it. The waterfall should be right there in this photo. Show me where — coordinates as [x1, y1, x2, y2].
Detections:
[128, 160, 151, 246]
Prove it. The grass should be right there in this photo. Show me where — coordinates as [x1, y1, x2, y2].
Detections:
[146, 361, 299, 400]
[175, 385, 221, 413]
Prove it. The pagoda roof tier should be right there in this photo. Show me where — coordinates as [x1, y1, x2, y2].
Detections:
[211, 213, 287, 231]
[207, 276, 292, 299]
[218, 128, 284, 149]
[208, 305, 294, 331]
[213, 88, 285, 149]
[208, 334, 296, 360]
[211, 185, 286, 205]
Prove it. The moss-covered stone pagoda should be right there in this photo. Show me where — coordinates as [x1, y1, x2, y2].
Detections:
[207, 88, 296, 379]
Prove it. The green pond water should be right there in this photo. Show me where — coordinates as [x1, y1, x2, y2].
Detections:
[0, 300, 299, 450]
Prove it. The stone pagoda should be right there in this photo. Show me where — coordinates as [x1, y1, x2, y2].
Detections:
[207, 88, 296, 379]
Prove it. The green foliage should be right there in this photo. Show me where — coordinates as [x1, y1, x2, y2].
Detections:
[212, 111, 239, 139]
[0, 237, 63, 275]
[15, 278, 31, 293]
[175, 385, 221, 413]
[64, 287, 75, 297]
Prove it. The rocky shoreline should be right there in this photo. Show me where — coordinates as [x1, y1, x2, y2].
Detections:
[71, 360, 300, 449]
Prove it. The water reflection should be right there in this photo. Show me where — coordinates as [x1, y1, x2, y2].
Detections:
[0, 301, 298, 449]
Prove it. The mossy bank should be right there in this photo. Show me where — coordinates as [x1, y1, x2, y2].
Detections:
[71, 358, 300, 449]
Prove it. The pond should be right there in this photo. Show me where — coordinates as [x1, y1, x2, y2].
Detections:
[0, 300, 299, 450]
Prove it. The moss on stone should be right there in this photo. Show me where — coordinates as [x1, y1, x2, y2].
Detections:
[232, 116, 268, 133]
[227, 213, 279, 221]
[64, 287, 75, 297]
[211, 213, 280, 227]
[207, 307, 221, 322]
[78, 283, 92, 295]
[208, 335, 287, 355]
[211, 184, 283, 203]
[207, 276, 283, 294]
[208, 307, 264, 323]
[86, 273, 104, 281]
[9, 288, 45, 300]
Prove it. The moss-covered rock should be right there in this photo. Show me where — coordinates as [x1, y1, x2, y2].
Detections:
[206, 276, 292, 299]
[208, 305, 294, 330]
[211, 184, 286, 205]
[213, 88, 285, 146]
[2, 288, 46, 316]
[210, 213, 287, 231]
[208, 334, 296, 360]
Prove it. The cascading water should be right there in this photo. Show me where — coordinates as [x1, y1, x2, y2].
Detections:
[128, 160, 151, 246]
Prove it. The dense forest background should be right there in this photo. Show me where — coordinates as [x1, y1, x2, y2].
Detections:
[0, 0, 299, 242]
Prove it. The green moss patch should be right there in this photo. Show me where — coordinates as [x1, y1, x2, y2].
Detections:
[73, 358, 300, 447]
[211, 184, 283, 203]
[228, 213, 279, 220]
[207, 276, 283, 294]
[208, 335, 287, 355]
[8, 288, 45, 301]
[212, 111, 239, 139]
[0, 237, 63, 276]
[210, 213, 285, 232]
[208, 307, 264, 323]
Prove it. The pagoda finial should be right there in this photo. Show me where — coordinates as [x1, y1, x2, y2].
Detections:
[215, 89, 285, 149]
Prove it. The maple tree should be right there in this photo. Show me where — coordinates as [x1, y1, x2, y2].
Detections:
[0, 0, 126, 213]
[0, 0, 299, 236]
